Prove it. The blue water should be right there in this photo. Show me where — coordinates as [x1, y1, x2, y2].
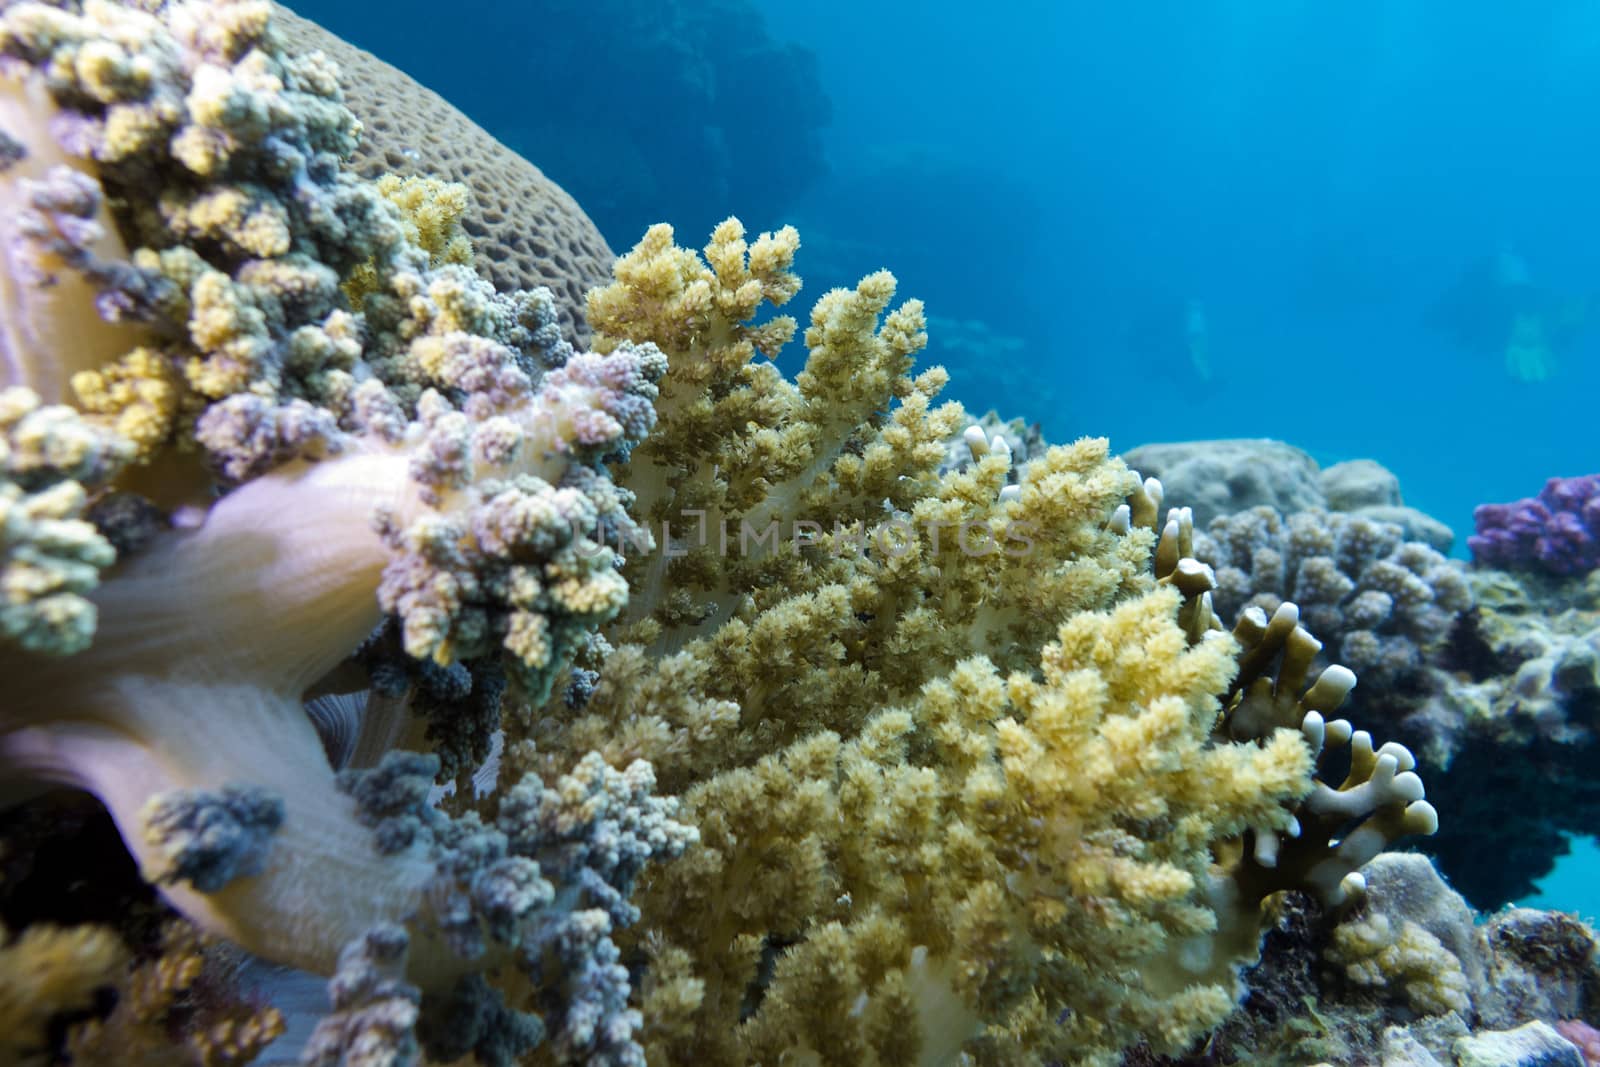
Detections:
[1525, 836, 1600, 920]
[295, 0, 1600, 911]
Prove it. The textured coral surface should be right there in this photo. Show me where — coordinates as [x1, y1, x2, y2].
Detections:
[0, 3, 1590, 1067]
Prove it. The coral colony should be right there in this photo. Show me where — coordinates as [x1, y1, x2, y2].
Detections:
[1, 3, 1599, 1066]
[1470, 475, 1600, 578]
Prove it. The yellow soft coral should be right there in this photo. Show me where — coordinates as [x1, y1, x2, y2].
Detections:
[0, 921, 127, 1066]
[613, 587, 1312, 1067]
[66, 920, 285, 1067]
[342, 173, 473, 307]
[498, 221, 1362, 1066]
[504, 219, 1442, 1065]
[71, 346, 185, 460]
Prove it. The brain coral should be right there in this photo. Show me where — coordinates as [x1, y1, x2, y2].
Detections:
[269, 3, 613, 344]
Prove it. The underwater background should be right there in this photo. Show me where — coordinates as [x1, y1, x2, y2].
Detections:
[294, 0, 1600, 545]
[291, 0, 1600, 918]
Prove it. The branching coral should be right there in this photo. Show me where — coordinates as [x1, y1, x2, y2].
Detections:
[502, 223, 1438, 1065]
[0, 3, 1446, 1063]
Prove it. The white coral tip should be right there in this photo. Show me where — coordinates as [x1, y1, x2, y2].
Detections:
[962, 425, 989, 459]
[1377, 741, 1416, 772]
[1339, 870, 1367, 902]
[1391, 771, 1425, 803]
[1407, 800, 1440, 836]
[1301, 710, 1326, 752]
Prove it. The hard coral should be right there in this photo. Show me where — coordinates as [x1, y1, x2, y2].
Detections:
[1196, 506, 1472, 707]
[267, 2, 616, 344]
[1408, 569, 1600, 907]
[1471, 475, 1600, 577]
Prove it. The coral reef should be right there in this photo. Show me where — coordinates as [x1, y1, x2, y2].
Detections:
[1181, 503, 1600, 912]
[1122, 439, 1327, 529]
[1138, 854, 1600, 1066]
[1154, 467, 1600, 913]
[0, 1, 687, 1061]
[268, 3, 614, 343]
[1194, 506, 1472, 709]
[1411, 568, 1600, 906]
[1471, 475, 1600, 578]
[495, 219, 1436, 1065]
[1123, 439, 1453, 551]
[0, 3, 1579, 1066]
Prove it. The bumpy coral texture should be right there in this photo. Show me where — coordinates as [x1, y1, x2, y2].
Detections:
[0, 2, 688, 1063]
[496, 221, 1438, 1067]
[1196, 507, 1472, 702]
[0, 386, 129, 654]
[268, 2, 615, 343]
[0, 3, 1442, 1064]
[1328, 910, 1472, 1017]
[1409, 568, 1600, 908]
[1470, 474, 1600, 578]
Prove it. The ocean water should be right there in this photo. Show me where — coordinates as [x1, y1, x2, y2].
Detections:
[294, 0, 1600, 912]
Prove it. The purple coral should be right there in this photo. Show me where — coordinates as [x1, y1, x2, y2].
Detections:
[1469, 475, 1600, 577]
